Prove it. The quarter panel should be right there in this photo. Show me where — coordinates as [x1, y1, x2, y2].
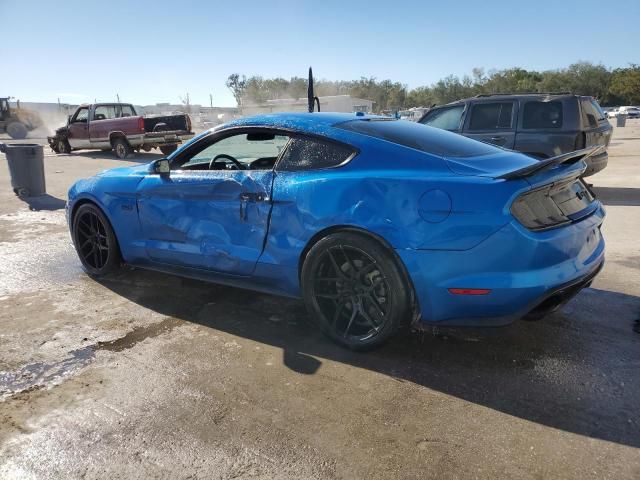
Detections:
[262, 155, 527, 271]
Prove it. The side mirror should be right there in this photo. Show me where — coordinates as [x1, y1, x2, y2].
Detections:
[67, 115, 72, 124]
[150, 158, 170, 176]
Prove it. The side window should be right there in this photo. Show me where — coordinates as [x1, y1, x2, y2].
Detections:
[74, 108, 89, 122]
[277, 137, 355, 171]
[468, 102, 514, 130]
[120, 105, 135, 117]
[419, 105, 465, 131]
[93, 105, 117, 121]
[522, 101, 563, 129]
[175, 132, 289, 171]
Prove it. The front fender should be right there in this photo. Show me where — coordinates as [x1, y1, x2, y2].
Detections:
[67, 174, 146, 262]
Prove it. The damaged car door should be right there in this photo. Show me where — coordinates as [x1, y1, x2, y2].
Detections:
[135, 130, 289, 275]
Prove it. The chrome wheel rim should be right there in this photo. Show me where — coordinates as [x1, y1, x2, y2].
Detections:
[116, 143, 125, 157]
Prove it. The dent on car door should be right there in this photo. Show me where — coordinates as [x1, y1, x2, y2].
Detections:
[135, 130, 289, 275]
[463, 101, 517, 148]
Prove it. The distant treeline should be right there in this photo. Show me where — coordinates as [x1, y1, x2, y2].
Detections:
[226, 62, 640, 111]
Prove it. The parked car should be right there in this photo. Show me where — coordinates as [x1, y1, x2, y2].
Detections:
[604, 107, 618, 119]
[616, 106, 640, 119]
[66, 113, 605, 350]
[418, 93, 612, 176]
[48, 103, 194, 158]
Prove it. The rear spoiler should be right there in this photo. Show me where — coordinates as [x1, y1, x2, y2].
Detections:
[496, 145, 605, 180]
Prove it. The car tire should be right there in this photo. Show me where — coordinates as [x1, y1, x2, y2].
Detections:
[301, 231, 411, 351]
[56, 138, 71, 154]
[159, 144, 178, 155]
[112, 137, 132, 159]
[72, 203, 121, 277]
[6, 122, 28, 139]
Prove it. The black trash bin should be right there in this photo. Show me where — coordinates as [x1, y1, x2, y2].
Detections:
[0, 143, 46, 198]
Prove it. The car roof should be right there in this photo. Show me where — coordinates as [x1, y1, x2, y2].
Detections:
[221, 112, 384, 132]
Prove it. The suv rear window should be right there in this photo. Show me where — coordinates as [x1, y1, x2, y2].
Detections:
[468, 102, 514, 130]
[336, 119, 501, 158]
[418, 105, 465, 131]
[522, 101, 563, 129]
[581, 98, 606, 127]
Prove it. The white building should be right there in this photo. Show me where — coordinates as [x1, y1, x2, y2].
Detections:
[242, 95, 374, 115]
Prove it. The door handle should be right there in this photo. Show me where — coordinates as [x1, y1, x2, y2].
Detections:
[239, 192, 267, 220]
[490, 136, 505, 142]
[240, 192, 267, 202]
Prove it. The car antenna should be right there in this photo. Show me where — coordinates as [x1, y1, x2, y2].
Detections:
[307, 67, 320, 112]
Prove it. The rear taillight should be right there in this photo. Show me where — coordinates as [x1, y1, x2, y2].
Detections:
[138, 116, 145, 133]
[511, 177, 595, 231]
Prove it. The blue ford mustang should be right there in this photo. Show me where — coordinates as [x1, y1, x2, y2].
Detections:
[67, 113, 605, 350]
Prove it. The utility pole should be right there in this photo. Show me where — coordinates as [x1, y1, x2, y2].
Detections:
[116, 93, 120, 103]
[210, 93, 213, 109]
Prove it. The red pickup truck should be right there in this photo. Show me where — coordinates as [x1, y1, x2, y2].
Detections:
[48, 103, 194, 158]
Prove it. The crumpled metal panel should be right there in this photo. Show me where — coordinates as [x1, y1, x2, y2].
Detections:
[136, 170, 273, 275]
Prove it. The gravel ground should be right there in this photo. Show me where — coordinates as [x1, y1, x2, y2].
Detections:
[0, 123, 639, 479]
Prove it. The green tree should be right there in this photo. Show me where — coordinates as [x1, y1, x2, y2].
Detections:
[609, 65, 640, 105]
[229, 61, 625, 113]
[225, 73, 247, 108]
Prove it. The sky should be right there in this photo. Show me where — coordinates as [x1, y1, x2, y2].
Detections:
[1, 0, 638, 107]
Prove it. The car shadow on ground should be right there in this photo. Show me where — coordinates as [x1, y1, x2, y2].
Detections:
[98, 269, 640, 449]
[21, 194, 66, 211]
[592, 186, 640, 207]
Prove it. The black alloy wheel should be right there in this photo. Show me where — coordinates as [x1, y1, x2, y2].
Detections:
[302, 232, 410, 350]
[72, 203, 121, 276]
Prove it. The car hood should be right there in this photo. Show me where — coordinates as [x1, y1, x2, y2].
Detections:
[444, 150, 540, 178]
[96, 163, 151, 177]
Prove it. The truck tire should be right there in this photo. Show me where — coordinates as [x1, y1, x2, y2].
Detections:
[56, 138, 71, 154]
[7, 122, 28, 140]
[159, 144, 178, 155]
[112, 137, 132, 159]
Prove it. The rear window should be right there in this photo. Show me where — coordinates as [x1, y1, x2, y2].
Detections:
[419, 105, 465, 131]
[278, 137, 354, 171]
[119, 105, 136, 117]
[522, 101, 563, 129]
[336, 119, 501, 158]
[94, 105, 117, 120]
[468, 102, 514, 130]
[581, 99, 606, 127]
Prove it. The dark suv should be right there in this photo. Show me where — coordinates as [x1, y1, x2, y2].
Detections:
[418, 93, 612, 176]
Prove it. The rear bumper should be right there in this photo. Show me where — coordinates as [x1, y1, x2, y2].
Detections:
[130, 132, 195, 147]
[583, 151, 608, 177]
[398, 204, 605, 326]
